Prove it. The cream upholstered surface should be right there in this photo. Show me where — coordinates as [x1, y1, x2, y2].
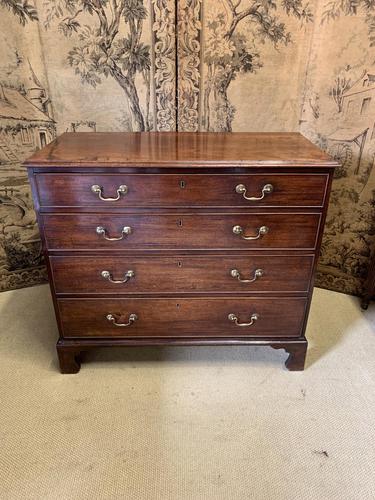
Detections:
[0, 285, 374, 500]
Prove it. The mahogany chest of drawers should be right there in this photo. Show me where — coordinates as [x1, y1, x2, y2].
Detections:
[25, 132, 337, 373]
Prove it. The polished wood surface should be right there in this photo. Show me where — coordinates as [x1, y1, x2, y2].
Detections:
[42, 213, 321, 251]
[35, 173, 328, 208]
[57, 297, 307, 338]
[26, 132, 337, 373]
[25, 132, 336, 168]
[49, 254, 314, 294]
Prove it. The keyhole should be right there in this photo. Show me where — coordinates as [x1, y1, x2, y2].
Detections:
[176, 303, 180, 308]
[177, 219, 183, 227]
[177, 261, 182, 267]
[179, 180, 186, 189]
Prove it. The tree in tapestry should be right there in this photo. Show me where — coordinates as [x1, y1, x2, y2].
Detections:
[203, 0, 313, 132]
[44, 0, 152, 131]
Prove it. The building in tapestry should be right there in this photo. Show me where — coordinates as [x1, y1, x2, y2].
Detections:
[0, 62, 56, 166]
[0, 63, 56, 291]
[328, 69, 375, 178]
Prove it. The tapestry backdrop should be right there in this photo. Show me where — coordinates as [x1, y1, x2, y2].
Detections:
[1, 0, 374, 296]
[177, 0, 375, 296]
[0, 0, 176, 291]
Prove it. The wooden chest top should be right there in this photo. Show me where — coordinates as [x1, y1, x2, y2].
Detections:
[24, 132, 335, 168]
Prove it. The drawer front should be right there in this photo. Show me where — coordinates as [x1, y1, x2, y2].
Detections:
[50, 254, 314, 294]
[57, 297, 307, 338]
[42, 213, 321, 251]
[35, 173, 328, 208]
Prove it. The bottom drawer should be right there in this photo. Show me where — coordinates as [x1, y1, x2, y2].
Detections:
[57, 297, 307, 338]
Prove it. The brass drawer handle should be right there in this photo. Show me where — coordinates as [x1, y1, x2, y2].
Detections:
[96, 226, 132, 241]
[101, 270, 135, 284]
[232, 225, 269, 240]
[235, 183, 273, 201]
[228, 313, 259, 327]
[106, 313, 138, 327]
[230, 268, 263, 283]
[91, 184, 128, 201]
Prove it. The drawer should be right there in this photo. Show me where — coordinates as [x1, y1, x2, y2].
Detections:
[50, 254, 314, 294]
[57, 297, 307, 338]
[42, 213, 321, 251]
[35, 173, 328, 208]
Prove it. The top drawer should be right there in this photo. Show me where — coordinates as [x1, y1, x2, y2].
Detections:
[35, 173, 328, 208]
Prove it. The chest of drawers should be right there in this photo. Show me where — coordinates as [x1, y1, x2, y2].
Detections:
[25, 132, 337, 373]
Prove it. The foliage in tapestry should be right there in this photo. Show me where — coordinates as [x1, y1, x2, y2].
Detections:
[203, 0, 313, 131]
[322, 0, 375, 46]
[0, 0, 38, 24]
[43, 0, 152, 131]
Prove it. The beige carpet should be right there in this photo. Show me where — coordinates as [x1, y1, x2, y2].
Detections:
[0, 285, 374, 500]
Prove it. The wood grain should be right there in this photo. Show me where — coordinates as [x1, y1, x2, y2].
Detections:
[42, 212, 321, 251]
[57, 297, 307, 338]
[25, 132, 336, 168]
[35, 173, 328, 208]
[50, 254, 314, 294]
